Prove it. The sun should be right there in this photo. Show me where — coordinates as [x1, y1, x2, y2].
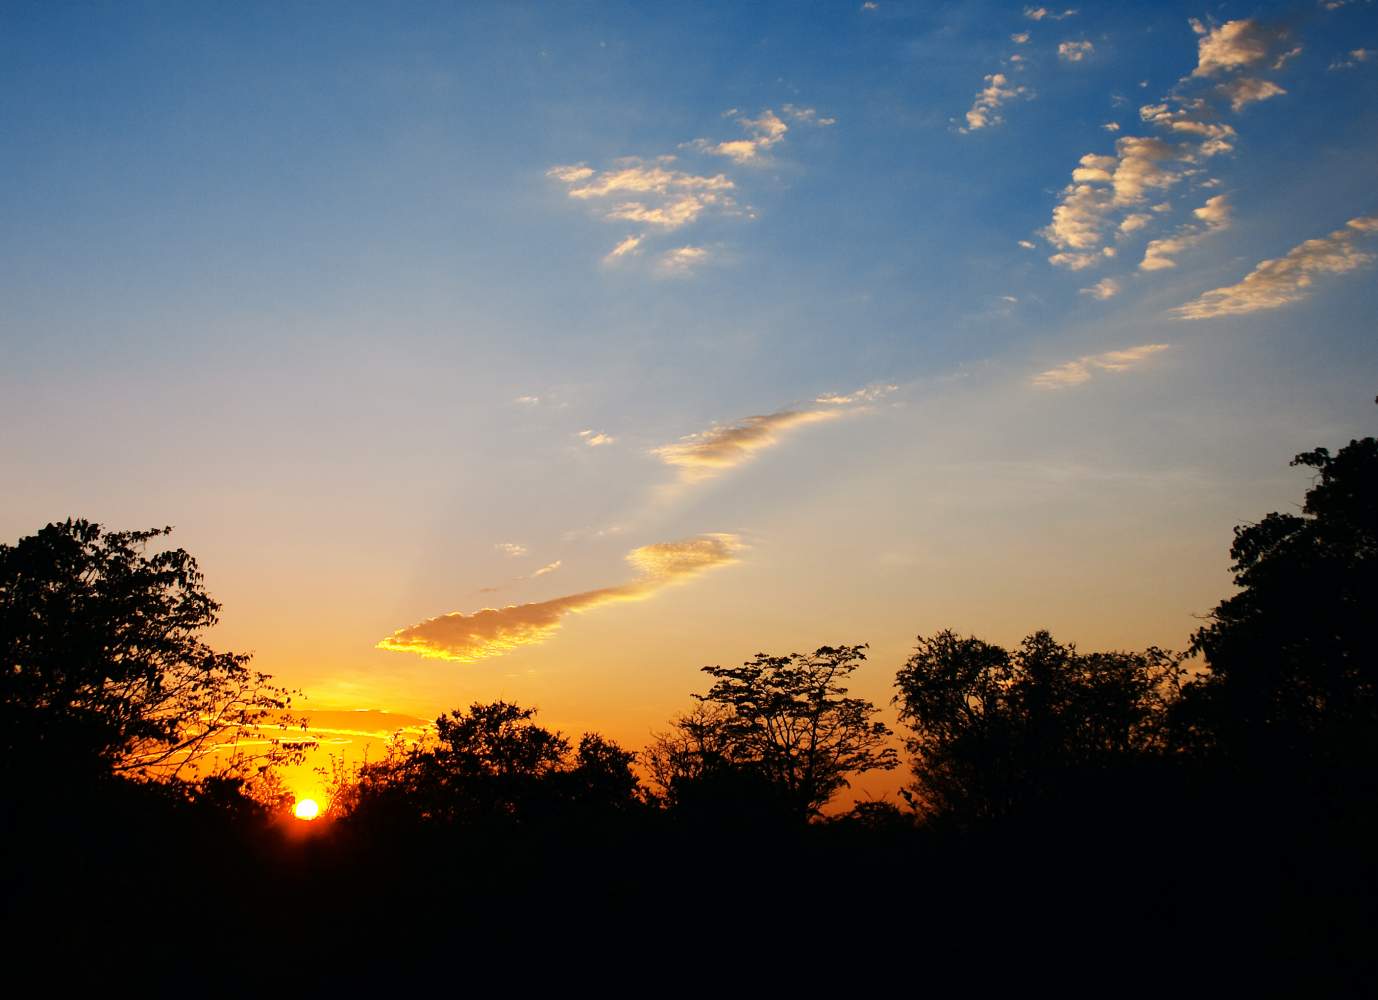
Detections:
[293, 798, 320, 821]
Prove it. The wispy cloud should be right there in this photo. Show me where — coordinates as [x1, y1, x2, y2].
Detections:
[532, 560, 562, 577]
[1080, 277, 1121, 300]
[1025, 6, 1077, 20]
[657, 245, 709, 275]
[579, 429, 616, 447]
[377, 535, 743, 662]
[495, 542, 527, 557]
[1173, 215, 1378, 319]
[604, 234, 644, 262]
[1217, 76, 1287, 110]
[653, 385, 892, 483]
[961, 73, 1031, 132]
[1140, 194, 1232, 270]
[1032, 344, 1170, 389]
[1329, 48, 1373, 70]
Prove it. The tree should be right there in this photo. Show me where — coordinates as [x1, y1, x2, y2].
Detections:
[893, 629, 1182, 822]
[1179, 434, 1378, 775]
[0, 519, 304, 788]
[337, 701, 642, 829]
[650, 645, 898, 820]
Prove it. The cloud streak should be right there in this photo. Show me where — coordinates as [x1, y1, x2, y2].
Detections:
[1032, 344, 1170, 389]
[377, 535, 744, 662]
[1173, 215, 1378, 319]
[652, 385, 893, 483]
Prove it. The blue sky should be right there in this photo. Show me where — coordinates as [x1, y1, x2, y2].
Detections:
[2, 1, 1376, 797]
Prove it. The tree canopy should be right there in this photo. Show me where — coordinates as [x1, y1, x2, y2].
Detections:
[894, 629, 1182, 822]
[0, 519, 303, 787]
[649, 644, 897, 820]
[1179, 436, 1378, 773]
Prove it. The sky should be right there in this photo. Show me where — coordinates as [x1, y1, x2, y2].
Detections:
[2, 1, 1376, 806]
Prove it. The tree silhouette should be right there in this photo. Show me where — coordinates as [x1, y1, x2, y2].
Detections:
[894, 629, 1181, 822]
[338, 701, 642, 829]
[651, 645, 897, 820]
[0, 519, 304, 788]
[1179, 434, 1378, 777]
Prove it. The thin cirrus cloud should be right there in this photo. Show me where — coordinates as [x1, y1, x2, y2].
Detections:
[1031, 344, 1170, 389]
[376, 534, 743, 662]
[1173, 216, 1378, 320]
[652, 385, 894, 483]
[657, 246, 709, 275]
[1024, 6, 1076, 20]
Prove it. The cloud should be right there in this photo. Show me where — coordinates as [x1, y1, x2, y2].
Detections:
[495, 543, 527, 557]
[861, 1, 878, 9]
[658, 246, 709, 275]
[961, 73, 1031, 132]
[694, 109, 789, 164]
[548, 160, 737, 235]
[1118, 212, 1152, 235]
[1080, 277, 1121, 300]
[1191, 19, 1292, 77]
[1173, 215, 1378, 319]
[1102, 122, 1121, 132]
[532, 560, 562, 577]
[781, 104, 837, 127]
[376, 535, 743, 662]
[1139, 101, 1236, 155]
[579, 429, 615, 447]
[1140, 194, 1231, 270]
[1012, 32, 1031, 44]
[605, 235, 643, 261]
[1018, 239, 1037, 249]
[1032, 344, 1170, 389]
[1329, 48, 1373, 70]
[1025, 6, 1077, 20]
[654, 410, 842, 481]
[513, 395, 541, 406]
[1217, 76, 1287, 110]
[1058, 40, 1094, 62]
[814, 383, 898, 405]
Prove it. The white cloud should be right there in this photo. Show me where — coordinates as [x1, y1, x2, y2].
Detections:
[1191, 19, 1292, 77]
[1080, 277, 1121, 300]
[1140, 194, 1232, 270]
[694, 109, 790, 164]
[961, 73, 1031, 132]
[579, 429, 616, 447]
[1174, 215, 1378, 319]
[1118, 212, 1152, 235]
[1102, 122, 1121, 132]
[1058, 40, 1094, 62]
[513, 395, 542, 406]
[532, 560, 562, 577]
[781, 104, 838, 127]
[496, 542, 528, 557]
[1032, 344, 1169, 389]
[1217, 76, 1287, 110]
[1018, 239, 1037, 249]
[1012, 32, 1031, 44]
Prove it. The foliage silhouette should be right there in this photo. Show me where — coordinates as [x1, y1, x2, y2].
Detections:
[648, 644, 897, 821]
[335, 700, 642, 832]
[1178, 435, 1378, 781]
[893, 629, 1182, 822]
[0, 519, 306, 790]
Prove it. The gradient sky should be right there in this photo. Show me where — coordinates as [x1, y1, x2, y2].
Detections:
[3, 1, 1375, 805]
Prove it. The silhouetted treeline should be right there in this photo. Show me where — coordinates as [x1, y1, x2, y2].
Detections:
[2, 433, 1375, 990]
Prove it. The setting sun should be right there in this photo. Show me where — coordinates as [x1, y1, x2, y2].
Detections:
[293, 798, 320, 821]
